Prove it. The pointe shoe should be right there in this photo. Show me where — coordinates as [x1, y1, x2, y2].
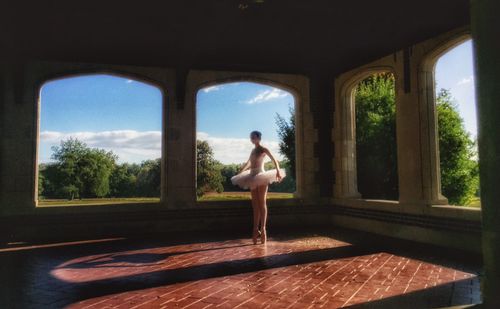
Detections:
[252, 229, 261, 245]
[260, 229, 267, 244]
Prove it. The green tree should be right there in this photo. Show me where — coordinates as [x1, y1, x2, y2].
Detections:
[220, 163, 242, 191]
[50, 138, 117, 199]
[136, 159, 161, 197]
[37, 164, 45, 197]
[353, 74, 479, 205]
[38, 163, 60, 198]
[50, 138, 87, 199]
[436, 89, 479, 205]
[275, 106, 296, 178]
[196, 140, 224, 197]
[38, 139, 167, 199]
[355, 73, 399, 200]
[109, 163, 137, 197]
[79, 148, 116, 197]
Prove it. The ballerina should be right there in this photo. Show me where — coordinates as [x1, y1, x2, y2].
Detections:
[231, 130, 286, 244]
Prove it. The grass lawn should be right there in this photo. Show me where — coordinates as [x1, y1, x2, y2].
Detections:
[198, 191, 294, 201]
[38, 192, 294, 206]
[37, 194, 480, 207]
[38, 197, 160, 207]
[467, 197, 481, 208]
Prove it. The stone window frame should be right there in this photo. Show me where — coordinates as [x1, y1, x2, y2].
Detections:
[28, 61, 173, 209]
[334, 65, 399, 201]
[418, 30, 473, 207]
[332, 27, 480, 220]
[184, 70, 313, 206]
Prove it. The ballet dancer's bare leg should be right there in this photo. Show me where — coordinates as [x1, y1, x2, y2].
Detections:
[250, 188, 261, 244]
[257, 184, 269, 244]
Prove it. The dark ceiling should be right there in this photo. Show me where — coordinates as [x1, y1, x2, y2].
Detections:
[0, 0, 470, 75]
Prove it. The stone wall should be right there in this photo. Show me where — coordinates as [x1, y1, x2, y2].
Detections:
[0, 61, 175, 215]
[330, 26, 481, 252]
[0, 27, 483, 254]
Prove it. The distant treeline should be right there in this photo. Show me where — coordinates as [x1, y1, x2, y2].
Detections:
[38, 138, 160, 200]
[39, 138, 296, 200]
[40, 107, 297, 200]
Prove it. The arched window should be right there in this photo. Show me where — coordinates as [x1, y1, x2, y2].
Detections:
[434, 38, 479, 207]
[195, 81, 297, 201]
[36, 74, 164, 206]
[353, 73, 399, 200]
[335, 68, 398, 201]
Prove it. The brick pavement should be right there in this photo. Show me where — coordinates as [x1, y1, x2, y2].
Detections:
[0, 230, 481, 308]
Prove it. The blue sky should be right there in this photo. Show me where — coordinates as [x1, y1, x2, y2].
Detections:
[196, 83, 293, 163]
[435, 39, 476, 138]
[39, 40, 475, 164]
[40, 75, 163, 132]
[39, 75, 163, 163]
[39, 77, 293, 164]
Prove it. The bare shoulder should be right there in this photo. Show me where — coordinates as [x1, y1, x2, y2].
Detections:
[261, 146, 271, 154]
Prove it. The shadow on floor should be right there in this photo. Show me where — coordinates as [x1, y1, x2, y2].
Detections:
[345, 278, 482, 308]
[59, 243, 254, 269]
[0, 227, 483, 308]
[69, 244, 368, 292]
[2, 242, 371, 307]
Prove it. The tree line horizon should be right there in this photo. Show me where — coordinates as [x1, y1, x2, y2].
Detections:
[354, 73, 478, 205]
[38, 108, 296, 200]
[38, 75, 478, 206]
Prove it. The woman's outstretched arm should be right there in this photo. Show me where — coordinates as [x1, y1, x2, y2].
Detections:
[263, 147, 283, 180]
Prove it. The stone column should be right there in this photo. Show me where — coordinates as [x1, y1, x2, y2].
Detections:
[334, 80, 361, 199]
[165, 69, 197, 208]
[309, 73, 334, 199]
[393, 49, 438, 208]
[0, 60, 37, 215]
[471, 0, 500, 307]
[397, 48, 448, 208]
[394, 51, 425, 206]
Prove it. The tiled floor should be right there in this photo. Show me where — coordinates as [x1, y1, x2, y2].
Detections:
[0, 229, 481, 308]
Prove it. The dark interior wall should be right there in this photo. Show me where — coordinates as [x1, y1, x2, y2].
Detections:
[1, 0, 469, 74]
[310, 72, 335, 196]
[0, 1, 470, 199]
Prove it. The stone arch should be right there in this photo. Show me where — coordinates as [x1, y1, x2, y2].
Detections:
[335, 66, 397, 199]
[183, 70, 312, 204]
[34, 71, 168, 205]
[197, 77, 301, 102]
[195, 78, 300, 198]
[417, 29, 472, 205]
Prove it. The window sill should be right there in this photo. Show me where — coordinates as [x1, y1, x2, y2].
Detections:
[331, 197, 481, 222]
[331, 198, 400, 212]
[33, 202, 164, 214]
[426, 204, 481, 221]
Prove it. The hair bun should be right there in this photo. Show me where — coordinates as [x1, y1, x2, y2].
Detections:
[250, 130, 262, 139]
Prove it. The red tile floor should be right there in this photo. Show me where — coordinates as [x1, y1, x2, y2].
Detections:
[0, 228, 481, 308]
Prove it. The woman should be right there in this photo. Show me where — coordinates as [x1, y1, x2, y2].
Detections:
[231, 130, 286, 244]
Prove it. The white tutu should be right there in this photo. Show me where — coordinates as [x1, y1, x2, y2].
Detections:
[231, 167, 286, 190]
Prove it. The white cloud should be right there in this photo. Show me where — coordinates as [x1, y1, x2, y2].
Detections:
[457, 75, 474, 86]
[246, 88, 290, 104]
[40, 130, 161, 164]
[125, 79, 134, 84]
[202, 85, 223, 93]
[197, 131, 283, 164]
[39, 129, 284, 165]
[449, 75, 478, 138]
